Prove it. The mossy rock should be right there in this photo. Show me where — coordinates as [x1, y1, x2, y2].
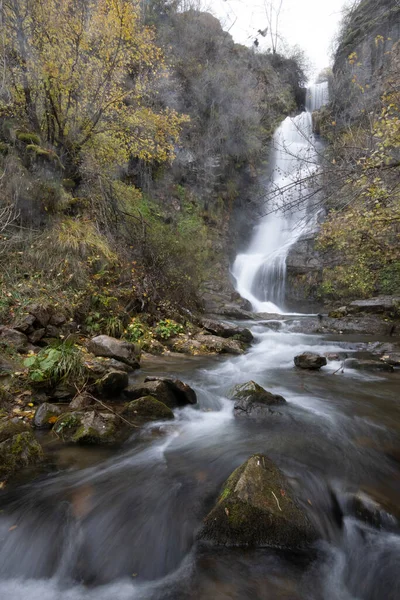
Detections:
[0, 420, 29, 443]
[123, 396, 174, 422]
[53, 410, 118, 445]
[33, 403, 62, 429]
[0, 424, 43, 479]
[199, 454, 318, 548]
[16, 132, 41, 145]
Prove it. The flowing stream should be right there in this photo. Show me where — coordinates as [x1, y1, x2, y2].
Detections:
[0, 82, 399, 599]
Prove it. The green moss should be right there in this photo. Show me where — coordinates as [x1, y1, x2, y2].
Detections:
[26, 144, 52, 158]
[0, 431, 43, 478]
[124, 396, 174, 421]
[17, 132, 40, 145]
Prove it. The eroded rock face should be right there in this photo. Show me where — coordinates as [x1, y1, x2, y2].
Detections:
[199, 454, 318, 548]
[88, 335, 140, 369]
[294, 352, 327, 370]
[123, 396, 174, 422]
[230, 381, 286, 418]
[0, 420, 43, 478]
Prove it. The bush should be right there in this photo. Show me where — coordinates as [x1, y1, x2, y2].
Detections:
[24, 338, 85, 386]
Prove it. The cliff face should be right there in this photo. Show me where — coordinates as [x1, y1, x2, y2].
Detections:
[332, 0, 400, 121]
[285, 0, 400, 306]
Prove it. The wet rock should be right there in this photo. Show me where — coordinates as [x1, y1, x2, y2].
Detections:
[124, 379, 184, 408]
[144, 376, 197, 406]
[259, 320, 284, 332]
[348, 296, 400, 315]
[53, 411, 119, 444]
[0, 328, 28, 352]
[199, 454, 318, 548]
[324, 352, 345, 361]
[231, 382, 286, 418]
[194, 334, 245, 355]
[88, 335, 140, 369]
[33, 402, 62, 429]
[95, 369, 129, 396]
[349, 492, 398, 529]
[200, 319, 253, 343]
[51, 381, 76, 400]
[0, 420, 43, 478]
[380, 353, 400, 367]
[294, 352, 327, 370]
[215, 306, 257, 320]
[123, 396, 174, 422]
[106, 358, 133, 373]
[28, 328, 46, 344]
[344, 358, 394, 372]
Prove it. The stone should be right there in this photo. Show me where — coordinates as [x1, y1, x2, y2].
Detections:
[344, 358, 394, 373]
[0, 420, 43, 478]
[124, 380, 180, 408]
[33, 403, 62, 429]
[0, 328, 28, 352]
[70, 393, 93, 410]
[294, 352, 327, 370]
[123, 396, 174, 422]
[51, 382, 76, 400]
[349, 296, 400, 315]
[144, 376, 197, 406]
[324, 352, 348, 361]
[200, 319, 253, 343]
[49, 312, 66, 327]
[194, 334, 245, 355]
[28, 328, 46, 344]
[348, 491, 399, 530]
[216, 306, 257, 320]
[53, 411, 119, 444]
[45, 325, 60, 338]
[88, 335, 140, 369]
[96, 369, 129, 396]
[380, 353, 400, 367]
[14, 314, 36, 333]
[28, 303, 53, 327]
[230, 381, 286, 407]
[199, 454, 318, 548]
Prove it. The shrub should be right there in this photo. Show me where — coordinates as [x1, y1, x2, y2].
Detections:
[24, 338, 85, 386]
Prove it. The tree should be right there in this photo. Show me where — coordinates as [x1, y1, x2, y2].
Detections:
[0, 0, 187, 176]
[264, 0, 284, 54]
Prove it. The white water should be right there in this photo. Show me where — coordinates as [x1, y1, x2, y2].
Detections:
[232, 82, 329, 314]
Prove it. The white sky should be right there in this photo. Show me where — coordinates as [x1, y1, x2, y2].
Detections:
[207, 0, 350, 77]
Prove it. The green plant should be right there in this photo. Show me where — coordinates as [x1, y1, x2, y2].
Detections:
[24, 338, 85, 385]
[154, 319, 184, 340]
[104, 315, 125, 338]
[125, 319, 146, 343]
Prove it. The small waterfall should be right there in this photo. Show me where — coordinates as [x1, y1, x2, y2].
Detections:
[232, 82, 329, 314]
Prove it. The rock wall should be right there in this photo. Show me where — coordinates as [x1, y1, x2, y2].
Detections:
[285, 233, 323, 304]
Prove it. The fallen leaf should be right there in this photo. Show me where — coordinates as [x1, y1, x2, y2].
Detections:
[8, 525, 18, 532]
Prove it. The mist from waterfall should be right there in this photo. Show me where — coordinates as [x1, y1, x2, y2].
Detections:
[232, 82, 329, 314]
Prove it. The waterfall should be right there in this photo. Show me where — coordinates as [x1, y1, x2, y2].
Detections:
[232, 82, 329, 314]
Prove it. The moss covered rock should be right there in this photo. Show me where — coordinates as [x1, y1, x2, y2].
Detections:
[124, 380, 179, 408]
[0, 420, 43, 478]
[123, 396, 174, 422]
[199, 454, 318, 548]
[53, 411, 118, 444]
[230, 381, 286, 405]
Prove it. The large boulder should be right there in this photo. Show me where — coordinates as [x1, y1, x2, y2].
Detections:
[124, 378, 196, 408]
[194, 334, 245, 355]
[0, 420, 43, 478]
[344, 358, 394, 373]
[0, 328, 28, 352]
[230, 381, 286, 418]
[53, 411, 119, 444]
[33, 403, 62, 429]
[199, 454, 318, 548]
[88, 335, 140, 369]
[144, 376, 197, 406]
[27, 303, 53, 327]
[200, 319, 253, 343]
[294, 352, 327, 370]
[123, 396, 174, 422]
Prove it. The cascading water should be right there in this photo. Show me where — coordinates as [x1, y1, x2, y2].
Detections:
[232, 82, 329, 314]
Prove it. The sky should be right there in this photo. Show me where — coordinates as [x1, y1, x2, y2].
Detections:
[207, 0, 350, 78]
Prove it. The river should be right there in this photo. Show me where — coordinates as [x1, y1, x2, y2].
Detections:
[0, 85, 399, 599]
